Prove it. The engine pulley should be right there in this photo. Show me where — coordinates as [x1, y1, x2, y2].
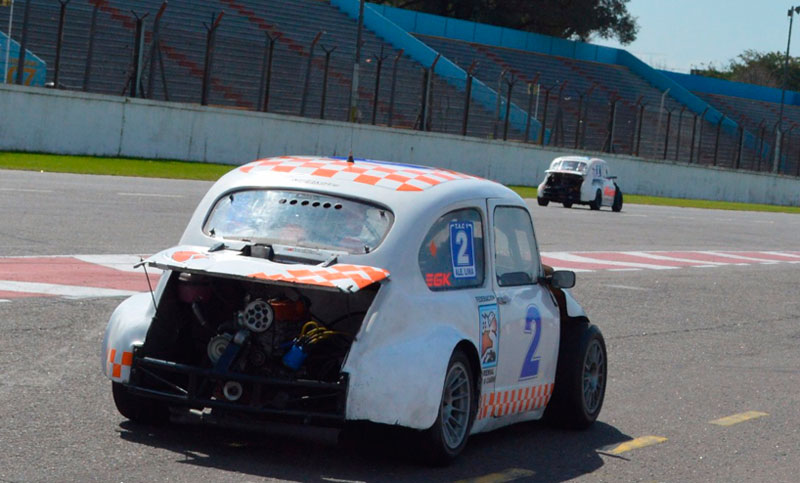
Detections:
[239, 299, 274, 333]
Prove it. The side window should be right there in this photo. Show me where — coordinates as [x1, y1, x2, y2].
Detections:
[418, 208, 485, 291]
[494, 206, 540, 287]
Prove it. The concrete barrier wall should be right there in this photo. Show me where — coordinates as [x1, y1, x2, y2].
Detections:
[1, 84, 798, 206]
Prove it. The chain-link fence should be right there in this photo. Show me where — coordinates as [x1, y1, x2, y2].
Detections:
[2, 0, 799, 177]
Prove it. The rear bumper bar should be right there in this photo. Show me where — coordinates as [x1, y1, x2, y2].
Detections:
[125, 354, 348, 427]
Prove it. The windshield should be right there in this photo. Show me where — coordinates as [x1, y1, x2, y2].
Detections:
[203, 190, 394, 254]
[553, 160, 588, 172]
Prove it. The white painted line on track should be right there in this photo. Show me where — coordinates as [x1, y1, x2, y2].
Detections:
[700, 251, 780, 263]
[627, 251, 729, 265]
[608, 284, 649, 291]
[117, 192, 184, 198]
[0, 299, 9, 303]
[608, 268, 642, 272]
[547, 252, 678, 270]
[0, 188, 54, 193]
[73, 254, 163, 274]
[0, 281, 139, 299]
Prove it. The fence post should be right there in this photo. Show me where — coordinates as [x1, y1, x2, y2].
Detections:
[662, 109, 672, 159]
[712, 115, 723, 166]
[503, 75, 516, 141]
[300, 31, 323, 116]
[259, 32, 281, 112]
[371, 46, 388, 125]
[14, 0, 32, 85]
[552, 81, 568, 146]
[53, 0, 70, 89]
[387, 49, 403, 127]
[200, 11, 223, 106]
[129, 11, 149, 98]
[695, 107, 709, 164]
[603, 95, 618, 153]
[493, 68, 507, 138]
[146, 1, 168, 100]
[539, 86, 551, 145]
[675, 107, 685, 161]
[635, 102, 645, 156]
[462, 60, 477, 136]
[734, 120, 744, 169]
[319, 44, 336, 120]
[422, 53, 440, 132]
[83, 3, 99, 91]
[756, 121, 766, 171]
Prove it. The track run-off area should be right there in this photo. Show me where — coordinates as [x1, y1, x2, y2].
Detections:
[1, 169, 799, 482]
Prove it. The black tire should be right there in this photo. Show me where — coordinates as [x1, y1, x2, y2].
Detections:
[562, 201, 573, 208]
[537, 197, 549, 207]
[112, 382, 170, 425]
[589, 190, 602, 211]
[420, 349, 476, 465]
[543, 324, 607, 429]
[612, 186, 623, 212]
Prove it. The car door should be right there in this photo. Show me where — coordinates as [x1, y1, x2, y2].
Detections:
[486, 201, 560, 420]
[600, 163, 616, 205]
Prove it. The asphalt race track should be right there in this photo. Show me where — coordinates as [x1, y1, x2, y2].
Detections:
[1, 169, 799, 482]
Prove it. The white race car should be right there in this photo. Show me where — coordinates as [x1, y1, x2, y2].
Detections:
[537, 156, 623, 211]
[102, 155, 606, 463]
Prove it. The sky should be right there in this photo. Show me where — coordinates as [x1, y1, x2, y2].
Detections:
[590, 0, 800, 73]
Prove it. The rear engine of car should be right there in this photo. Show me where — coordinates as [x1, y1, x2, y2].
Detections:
[126, 269, 378, 427]
[541, 172, 584, 202]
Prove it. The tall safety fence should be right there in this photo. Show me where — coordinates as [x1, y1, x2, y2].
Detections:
[1, 0, 799, 177]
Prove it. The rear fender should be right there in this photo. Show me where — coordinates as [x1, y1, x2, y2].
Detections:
[344, 324, 473, 429]
[101, 292, 156, 382]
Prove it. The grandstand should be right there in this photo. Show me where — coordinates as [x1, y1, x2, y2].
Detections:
[2, 0, 798, 175]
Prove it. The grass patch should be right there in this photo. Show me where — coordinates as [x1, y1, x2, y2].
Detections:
[507, 186, 800, 214]
[1, 151, 797, 213]
[0, 152, 232, 181]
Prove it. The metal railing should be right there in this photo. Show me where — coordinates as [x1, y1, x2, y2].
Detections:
[1, 0, 799, 176]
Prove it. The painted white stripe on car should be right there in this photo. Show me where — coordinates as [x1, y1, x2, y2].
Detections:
[0, 281, 138, 299]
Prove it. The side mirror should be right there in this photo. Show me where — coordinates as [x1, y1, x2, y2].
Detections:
[550, 270, 576, 289]
[608, 175, 617, 179]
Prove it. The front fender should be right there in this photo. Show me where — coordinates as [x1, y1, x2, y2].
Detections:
[562, 288, 587, 319]
[101, 293, 155, 382]
[344, 323, 470, 429]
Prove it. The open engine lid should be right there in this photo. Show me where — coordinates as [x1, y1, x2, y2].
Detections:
[143, 245, 390, 293]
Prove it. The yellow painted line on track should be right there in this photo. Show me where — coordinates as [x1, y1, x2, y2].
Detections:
[710, 411, 768, 426]
[454, 468, 535, 483]
[606, 436, 668, 455]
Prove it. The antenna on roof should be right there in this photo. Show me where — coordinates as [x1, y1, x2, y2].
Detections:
[347, 151, 355, 163]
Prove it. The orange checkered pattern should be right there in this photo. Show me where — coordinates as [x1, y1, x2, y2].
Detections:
[248, 264, 390, 292]
[107, 348, 134, 382]
[478, 383, 554, 419]
[239, 156, 478, 192]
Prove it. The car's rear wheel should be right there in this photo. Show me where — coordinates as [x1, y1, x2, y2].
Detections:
[537, 197, 549, 207]
[543, 324, 606, 429]
[612, 187, 623, 212]
[562, 201, 573, 208]
[421, 349, 475, 465]
[589, 190, 602, 210]
[112, 382, 170, 425]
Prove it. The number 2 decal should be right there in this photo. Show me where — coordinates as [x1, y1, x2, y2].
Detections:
[455, 230, 469, 265]
[519, 305, 541, 380]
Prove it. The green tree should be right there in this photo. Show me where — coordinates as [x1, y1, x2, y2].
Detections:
[376, 0, 638, 44]
[691, 50, 800, 91]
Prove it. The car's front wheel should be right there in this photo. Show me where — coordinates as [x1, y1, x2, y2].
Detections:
[537, 197, 549, 207]
[589, 190, 602, 210]
[112, 382, 170, 425]
[543, 323, 607, 429]
[612, 186, 623, 212]
[421, 349, 476, 465]
[562, 201, 573, 208]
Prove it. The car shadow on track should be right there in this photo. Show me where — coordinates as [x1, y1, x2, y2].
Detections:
[118, 418, 630, 481]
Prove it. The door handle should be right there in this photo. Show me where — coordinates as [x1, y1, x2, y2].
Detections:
[497, 295, 510, 305]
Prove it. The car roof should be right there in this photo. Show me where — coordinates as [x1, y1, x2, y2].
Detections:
[552, 156, 605, 164]
[211, 156, 519, 208]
